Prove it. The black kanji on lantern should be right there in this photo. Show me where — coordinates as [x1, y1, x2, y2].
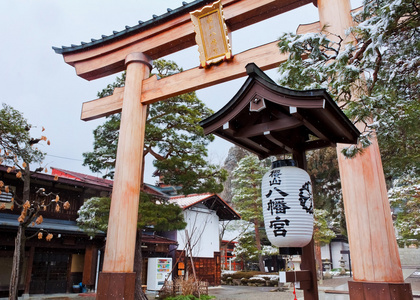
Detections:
[269, 216, 290, 237]
[267, 198, 290, 215]
[266, 187, 290, 215]
[269, 169, 282, 186]
[299, 181, 313, 214]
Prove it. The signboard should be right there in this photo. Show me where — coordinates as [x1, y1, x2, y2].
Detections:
[190, 0, 232, 68]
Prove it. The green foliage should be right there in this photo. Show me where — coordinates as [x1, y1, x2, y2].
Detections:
[234, 231, 262, 264]
[83, 59, 227, 195]
[231, 155, 269, 221]
[277, 0, 420, 171]
[82, 115, 119, 178]
[307, 148, 346, 235]
[0, 103, 45, 166]
[313, 209, 336, 245]
[389, 174, 420, 245]
[137, 193, 187, 232]
[76, 197, 111, 237]
[276, 0, 420, 235]
[231, 155, 271, 271]
[77, 193, 186, 237]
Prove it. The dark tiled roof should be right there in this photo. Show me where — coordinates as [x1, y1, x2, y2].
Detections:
[0, 212, 99, 236]
[52, 0, 213, 55]
[142, 232, 178, 245]
[0, 165, 112, 191]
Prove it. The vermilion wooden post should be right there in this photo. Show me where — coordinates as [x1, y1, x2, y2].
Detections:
[294, 152, 319, 300]
[97, 53, 152, 300]
[317, 1, 412, 299]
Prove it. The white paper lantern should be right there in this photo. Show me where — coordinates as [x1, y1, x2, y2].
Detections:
[261, 160, 314, 248]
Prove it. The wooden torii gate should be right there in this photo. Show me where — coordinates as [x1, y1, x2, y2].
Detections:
[54, 0, 411, 299]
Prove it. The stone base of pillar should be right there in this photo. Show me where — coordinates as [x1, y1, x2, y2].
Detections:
[97, 272, 136, 300]
[348, 281, 412, 300]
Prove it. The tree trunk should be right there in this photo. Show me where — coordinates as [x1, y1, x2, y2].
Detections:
[9, 225, 26, 300]
[253, 220, 265, 272]
[134, 230, 148, 300]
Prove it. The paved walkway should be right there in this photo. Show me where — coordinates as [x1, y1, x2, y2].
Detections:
[4, 269, 420, 300]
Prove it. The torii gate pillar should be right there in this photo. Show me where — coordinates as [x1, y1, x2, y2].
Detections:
[96, 53, 152, 300]
[317, 1, 412, 299]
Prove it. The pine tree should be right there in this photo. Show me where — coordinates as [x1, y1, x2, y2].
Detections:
[231, 155, 270, 272]
[389, 175, 420, 247]
[83, 59, 227, 195]
[276, 0, 420, 238]
[277, 0, 419, 168]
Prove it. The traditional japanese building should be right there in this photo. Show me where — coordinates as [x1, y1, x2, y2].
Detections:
[167, 193, 240, 286]
[0, 167, 179, 296]
[0, 166, 240, 295]
[0, 166, 112, 296]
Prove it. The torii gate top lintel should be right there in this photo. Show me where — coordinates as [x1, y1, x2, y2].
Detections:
[52, 0, 314, 81]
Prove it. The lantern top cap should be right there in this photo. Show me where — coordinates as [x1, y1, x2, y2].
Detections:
[272, 159, 296, 169]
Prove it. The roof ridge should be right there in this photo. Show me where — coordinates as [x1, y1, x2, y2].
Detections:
[169, 192, 213, 200]
[52, 0, 212, 55]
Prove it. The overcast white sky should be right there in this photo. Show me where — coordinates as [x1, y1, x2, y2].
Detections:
[1, 0, 361, 184]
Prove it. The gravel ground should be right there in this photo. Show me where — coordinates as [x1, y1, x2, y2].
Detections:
[6, 273, 419, 300]
[208, 285, 304, 300]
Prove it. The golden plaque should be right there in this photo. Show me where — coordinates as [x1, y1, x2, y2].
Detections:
[190, 0, 232, 68]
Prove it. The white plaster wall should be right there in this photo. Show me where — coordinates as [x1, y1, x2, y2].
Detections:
[177, 204, 220, 258]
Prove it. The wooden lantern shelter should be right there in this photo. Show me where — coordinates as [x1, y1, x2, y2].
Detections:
[200, 63, 359, 299]
[53, 0, 411, 299]
[200, 63, 360, 160]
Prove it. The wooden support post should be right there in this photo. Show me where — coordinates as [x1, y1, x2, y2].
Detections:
[83, 245, 98, 286]
[285, 270, 312, 290]
[97, 52, 152, 300]
[317, 1, 412, 299]
[293, 152, 318, 300]
[24, 246, 35, 295]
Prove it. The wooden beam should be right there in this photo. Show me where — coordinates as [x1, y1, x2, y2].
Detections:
[303, 139, 334, 151]
[291, 110, 330, 141]
[81, 87, 124, 121]
[81, 41, 289, 121]
[285, 270, 311, 282]
[61, 0, 312, 80]
[264, 131, 296, 154]
[234, 117, 302, 138]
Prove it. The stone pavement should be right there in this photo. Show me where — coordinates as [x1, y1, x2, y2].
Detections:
[4, 269, 419, 300]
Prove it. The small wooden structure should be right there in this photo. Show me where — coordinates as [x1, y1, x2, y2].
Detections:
[200, 63, 359, 300]
[200, 63, 359, 159]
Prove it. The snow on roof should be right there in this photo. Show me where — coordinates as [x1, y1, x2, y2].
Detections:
[168, 193, 214, 209]
[169, 193, 241, 221]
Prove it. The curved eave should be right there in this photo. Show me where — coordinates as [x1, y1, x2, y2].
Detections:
[52, 0, 212, 55]
[201, 63, 355, 133]
[200, 63, 360, 156]
[247, 63, 359, 142]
